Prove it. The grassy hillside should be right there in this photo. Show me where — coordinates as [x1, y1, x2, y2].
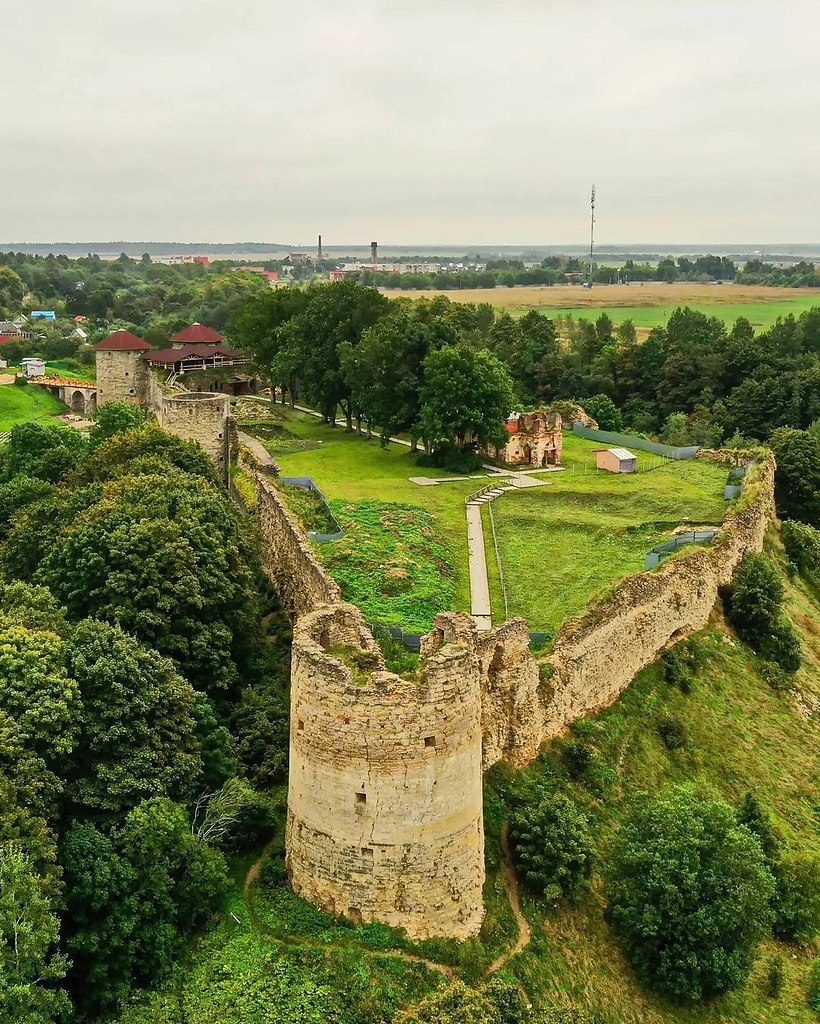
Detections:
[485, 532, 820, 1023]
[0, 381, 67, 430]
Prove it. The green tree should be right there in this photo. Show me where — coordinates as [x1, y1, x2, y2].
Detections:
[65, 620, 204, 816]
[227, 288, 311, 404]
[729, 553, 802, 672]
[278, 282, 390, 427]
[117, 797, 229, 984]
[0, 421, 88, 484]
[33, 470, 262, 697]
[89, 400, 146, 448]
[583, 393, 623, 432]
[510, 790, 595, 901]
[768, 428, 820, 526]
[341, 309, 456, 446]
[606, 787, 775, 1001]
[0, 476, 52, 540]
[419, 345, 514, 453]
[60, 822, 139, 1016]
[0, 267, 26, 314]
[0, 843, 70, 1024]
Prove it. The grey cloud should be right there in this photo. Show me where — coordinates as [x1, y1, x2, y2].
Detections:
[1, 0, 817, 243]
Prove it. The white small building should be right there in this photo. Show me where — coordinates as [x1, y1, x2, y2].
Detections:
[596, 447, 638, 473]
[69, 327, 88, 341]
[21, 357, 46, 379]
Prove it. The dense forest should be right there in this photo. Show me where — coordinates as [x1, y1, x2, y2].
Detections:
[0, 405, 290, 1022]
[230, 283, 820, 458]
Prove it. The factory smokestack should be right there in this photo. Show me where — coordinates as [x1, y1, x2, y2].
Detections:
[370, 241, 378, 264]
[318, 234, 323, 261]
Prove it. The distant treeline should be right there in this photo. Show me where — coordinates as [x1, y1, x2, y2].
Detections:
[343, 255, 820, 290]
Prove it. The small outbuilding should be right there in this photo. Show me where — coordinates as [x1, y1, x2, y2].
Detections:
[596, 447, 637, 473]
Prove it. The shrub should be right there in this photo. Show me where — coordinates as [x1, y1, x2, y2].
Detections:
[737, 792, 780, 868]
[765, 956, 784, 999]
[728, 553, 801, 672]
[415, 444, 485, 475]
[808, 958, 820, 1012]
[606, 787, 775, 1001]
[773, 854, 820, 943]
[657, 716, 687, 750]
[260, 854, 287, 890]
[562, 741, 593, 781]
[660, 637, 705, 693]
[782, 520, 820, 581]
[510, 790, 596, 902]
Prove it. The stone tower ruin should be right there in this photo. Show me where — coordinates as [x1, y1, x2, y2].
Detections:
[286, 604, 486, 939]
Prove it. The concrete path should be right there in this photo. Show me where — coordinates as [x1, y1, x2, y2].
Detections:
[466, 502, 492, 631]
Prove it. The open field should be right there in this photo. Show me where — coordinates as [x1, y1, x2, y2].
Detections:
[383, 282, 820, 331]
[248, 410, 726, 633]
[0, 382, 67, 430]
[489, 436, 727, 633]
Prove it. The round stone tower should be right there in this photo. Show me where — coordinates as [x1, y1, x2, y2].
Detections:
[286, 604, 485, 939]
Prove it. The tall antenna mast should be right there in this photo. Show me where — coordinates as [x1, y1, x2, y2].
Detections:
[588, 185, 596, 288]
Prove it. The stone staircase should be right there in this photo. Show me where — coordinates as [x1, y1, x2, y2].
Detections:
[466, 483, 515, 508]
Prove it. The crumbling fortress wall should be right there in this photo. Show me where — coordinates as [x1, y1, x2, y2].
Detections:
[242, 448, 775, 939]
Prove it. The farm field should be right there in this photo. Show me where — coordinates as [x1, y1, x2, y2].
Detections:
[0, 381, 67, 430]
[245, 407, 727, 635]
[490, 437, 728, 633]
[383, 282, 820, 331]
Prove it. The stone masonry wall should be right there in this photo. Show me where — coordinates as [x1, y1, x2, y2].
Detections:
[96, 350, 150, 406]
[286, 605, 485, 939]
[249, 463, 342, 616]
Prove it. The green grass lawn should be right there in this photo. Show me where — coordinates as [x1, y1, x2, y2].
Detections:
[0, 383, 68, 430]
[518, 295, 820, 330]
[249, 407, 481, 626]
[491, 436, 728, 633]
[247, 411, 726, 635]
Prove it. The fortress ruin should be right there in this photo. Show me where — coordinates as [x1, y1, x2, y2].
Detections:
[241, 443, 776, 939]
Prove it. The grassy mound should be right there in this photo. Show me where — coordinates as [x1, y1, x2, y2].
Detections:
[318, 500, 456, 632]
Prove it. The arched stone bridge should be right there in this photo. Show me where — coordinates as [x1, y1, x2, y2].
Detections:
[33, 377, 98, 416]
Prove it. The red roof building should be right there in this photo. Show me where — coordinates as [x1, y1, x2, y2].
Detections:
[94, 329, 152, 351]
[171, 323, 224, 345]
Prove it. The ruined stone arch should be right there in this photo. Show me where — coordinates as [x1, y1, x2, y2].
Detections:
[70, 390, 85, 414]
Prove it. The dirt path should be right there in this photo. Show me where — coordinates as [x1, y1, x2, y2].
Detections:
[487, 823, 532, 975]
[243, 850, 455, 981]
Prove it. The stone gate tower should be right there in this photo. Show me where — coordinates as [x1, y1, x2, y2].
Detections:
[94, 329, 152, 406]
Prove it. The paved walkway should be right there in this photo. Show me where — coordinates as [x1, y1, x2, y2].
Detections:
[466, 502, 492, 631]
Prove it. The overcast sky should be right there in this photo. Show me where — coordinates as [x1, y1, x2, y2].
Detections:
[2, 0, 818, 245]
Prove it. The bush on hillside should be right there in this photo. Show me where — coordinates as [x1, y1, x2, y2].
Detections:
[737, 792, 781, 868]
[808, 958, 820, 1012]
[510, 790, 596, 902]
[773, 853, 820, 943]
[728, 553, 802, 672]
[606, 787, 775, 1001]
[657, 715, 687, 750]
[765, 956, 784, 999]
[782, 519, 820, 582]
